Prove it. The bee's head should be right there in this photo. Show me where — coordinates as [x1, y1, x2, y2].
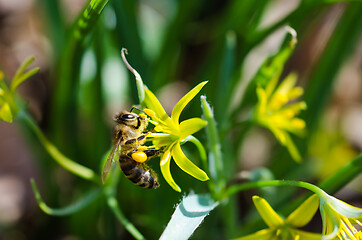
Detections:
[114, 111, 146, 129]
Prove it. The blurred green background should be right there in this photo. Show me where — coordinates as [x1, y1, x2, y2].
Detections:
[0, 0, 361, 239]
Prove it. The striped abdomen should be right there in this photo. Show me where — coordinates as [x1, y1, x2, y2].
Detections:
[119, 155, 160, 189]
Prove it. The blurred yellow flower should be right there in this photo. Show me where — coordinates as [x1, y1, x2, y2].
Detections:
[233, 194, 321, 240]
[319, 191, 362, 240]
[143, 81, 209, 192]
[254, 72, 306, 162]
[0, 57, 39, 123]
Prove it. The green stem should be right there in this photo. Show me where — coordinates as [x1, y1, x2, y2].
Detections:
[225, 180, 325, 200]
[103, 170, 145, 240]
[318, 153, 362, 194]
[106, 195, 145, 240]
[121, 48, 145, 108]
[19, 111, 100, 183]
[184, 135, 207, 170]
[201, 95, 226, 198]
[51, 0, 109, 156]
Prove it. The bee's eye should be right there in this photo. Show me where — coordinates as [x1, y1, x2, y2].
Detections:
[122, 114, 135, 120]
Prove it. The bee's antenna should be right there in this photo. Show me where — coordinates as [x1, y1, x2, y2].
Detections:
[130, 106, 146, 114]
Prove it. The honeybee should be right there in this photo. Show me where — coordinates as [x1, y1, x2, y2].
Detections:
[102, 108, 162, 189]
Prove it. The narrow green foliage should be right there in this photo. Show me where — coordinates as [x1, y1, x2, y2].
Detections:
[201, 95, 226, 199]
[11, 56, 40, 92]
[31, 179, 101, 216]
[235, 27, 297, 114]
[20, 111, 99, 183]
[2, 1, 361, 239]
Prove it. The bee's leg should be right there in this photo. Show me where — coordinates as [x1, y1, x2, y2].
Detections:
[142, 146, 165, 160]
[123, 134, 148, 147]
[129, 146, 164, 163]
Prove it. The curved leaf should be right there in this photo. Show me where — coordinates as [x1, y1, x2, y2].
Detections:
[160, 193, 218, 240]
[31, 179, 101, 216]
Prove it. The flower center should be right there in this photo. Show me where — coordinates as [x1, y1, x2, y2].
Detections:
[338, 218, 362, 240]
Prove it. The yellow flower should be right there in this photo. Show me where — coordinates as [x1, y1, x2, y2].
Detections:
[0, 57, 39, 123]
[254, 72, 306, 162]
[143, 81, 209, 192]
[319, 191, 362, 240]
[234, 195, 321, 240]
[0, 71, 14, 123]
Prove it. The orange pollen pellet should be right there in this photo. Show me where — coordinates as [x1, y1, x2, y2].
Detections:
[132, 151, 148, 163]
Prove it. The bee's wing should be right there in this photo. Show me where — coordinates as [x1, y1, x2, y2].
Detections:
[102, 139, 121, 184]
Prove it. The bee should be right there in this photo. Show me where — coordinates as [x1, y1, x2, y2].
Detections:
[102, 108, 162, 189]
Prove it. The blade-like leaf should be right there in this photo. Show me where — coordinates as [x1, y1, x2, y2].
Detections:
[31, 179, 101, 216]
[160, 193, 218, 240]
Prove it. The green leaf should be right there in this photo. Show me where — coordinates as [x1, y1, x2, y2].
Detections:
[31, 179, 101, 216]
[171, 81, 208, 125]
[0, 103, 13, 123]
[20, 112, 99, 182]
[235, 28, 296, 114]
[172, 142, 209, 181]
[160, 193, 218, 240]
[201, 95, 225, 197]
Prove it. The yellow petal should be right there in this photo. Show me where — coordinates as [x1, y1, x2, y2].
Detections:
[252, 196, 284, 228]
[0, 103, 13, 123]
[256, 86, 268, 116]
[179, 118, 207, 139]
[288, 87, 304, 100]
[291, 229, 322, 240]
[265, 69, 282, 98]
[286, 194, 319, 227]
[160, 145, 181, 192]
[144, 88, 174, 126]
[171, 81, 207, 125]
[282, 133, 302, 163]
[232, 229, 274, 240]
[172, 142, 209, 181]
[276, 72, 298, 96]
